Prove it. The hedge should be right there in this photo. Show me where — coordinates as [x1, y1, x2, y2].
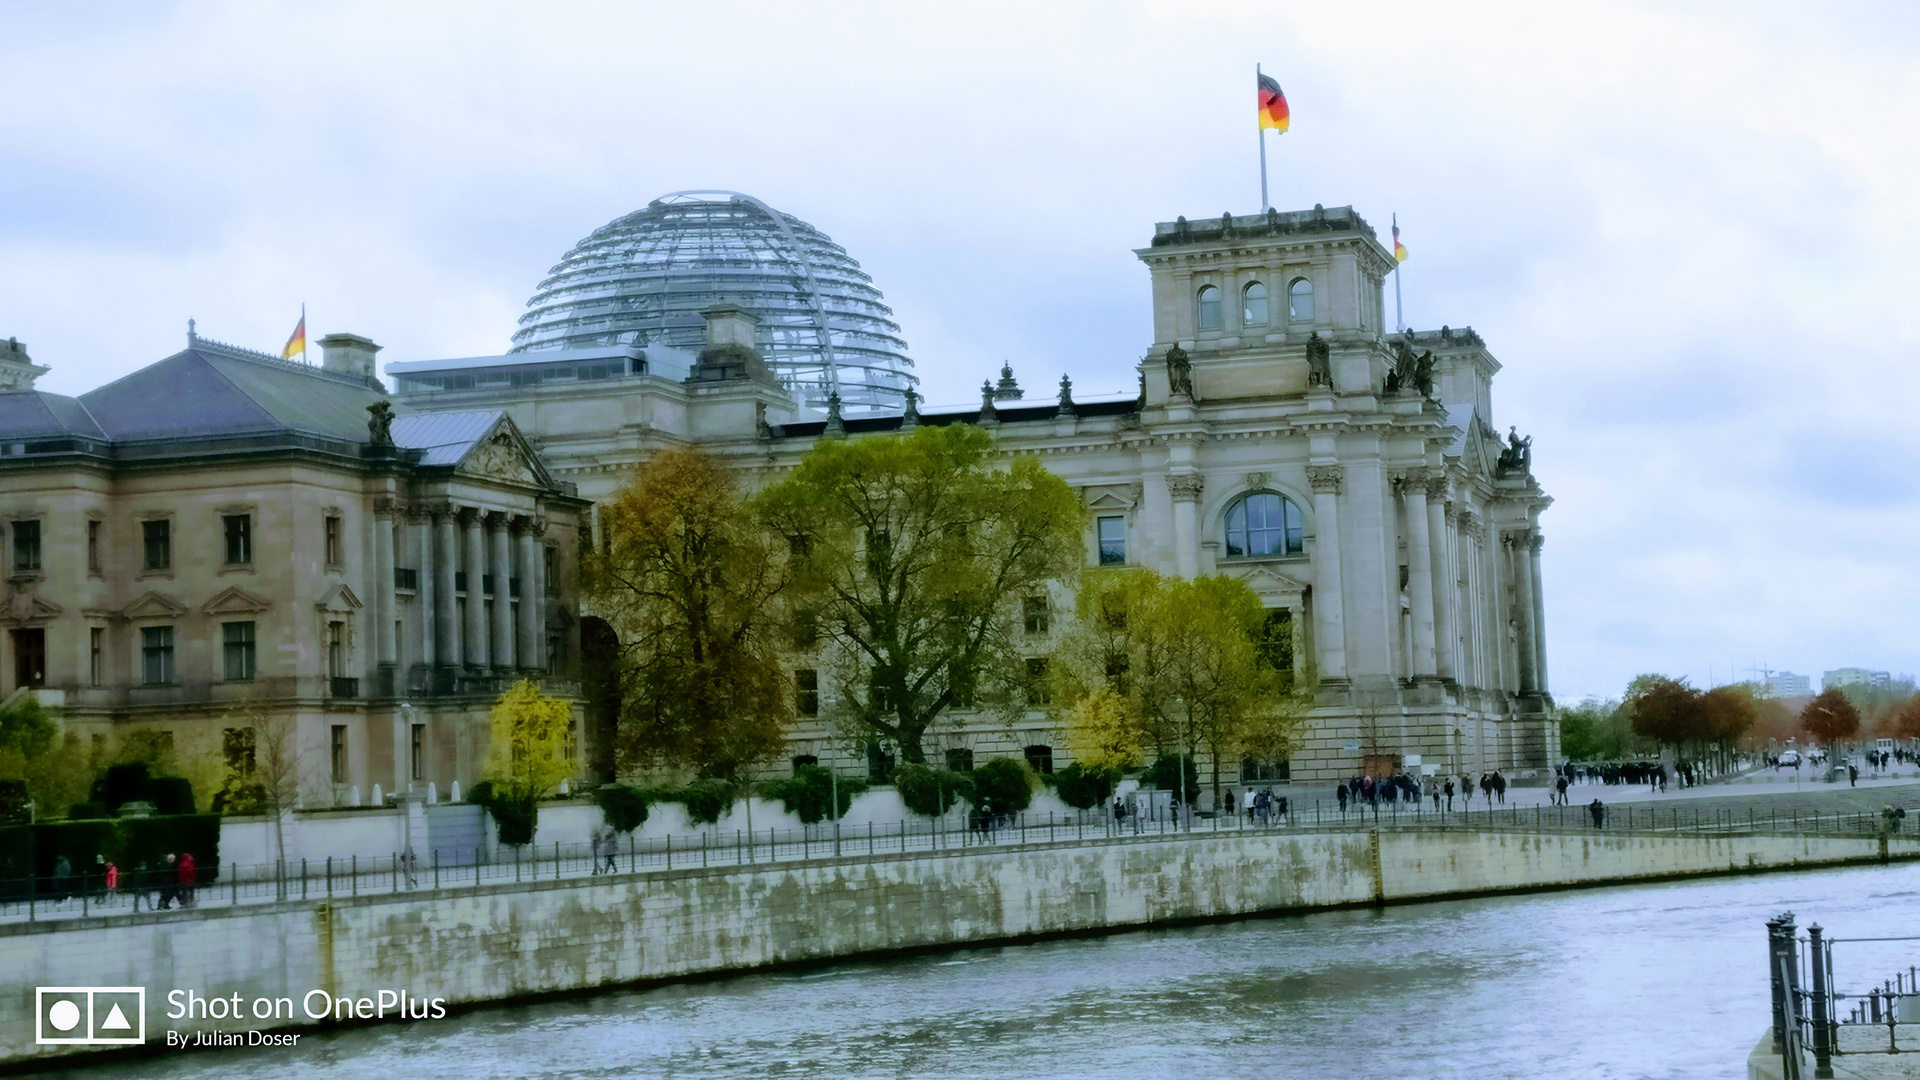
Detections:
[893, 763, 972, 817]
[0, 814, 221, 899]
[759, 766, 867, 824]
[970, 759, 1035, 816]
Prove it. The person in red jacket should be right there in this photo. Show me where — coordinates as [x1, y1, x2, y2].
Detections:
[177, 851, 196, 908]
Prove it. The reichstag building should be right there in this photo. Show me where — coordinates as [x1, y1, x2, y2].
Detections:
[0, 190, 1554, 801]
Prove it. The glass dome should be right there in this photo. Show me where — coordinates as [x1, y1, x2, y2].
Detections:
[510, 190, 915, 414]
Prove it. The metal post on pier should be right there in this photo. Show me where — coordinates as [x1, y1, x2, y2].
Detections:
[1807, 923, 1833, 1077]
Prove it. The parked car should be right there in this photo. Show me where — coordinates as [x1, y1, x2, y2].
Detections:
[1777, 750, 1802, 767]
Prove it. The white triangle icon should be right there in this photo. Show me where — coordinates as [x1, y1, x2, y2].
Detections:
[101, 1003, 131, 1031]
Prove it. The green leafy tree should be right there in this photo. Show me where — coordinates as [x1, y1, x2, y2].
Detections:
[481, 680, 577, 844]
[1556, 697, 1638, 761]
[760, 764, 868, 824]
[1051, 762, 1119, 810]
[585, 445, 794, 782]
[593, 784, 651, 835]
[0, 697, 90, 819]
[970, 758, 1035, 817]
[758, 424, 1084, 764]
[893, 762, 971, 817]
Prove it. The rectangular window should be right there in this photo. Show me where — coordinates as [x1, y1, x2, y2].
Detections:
[142, 519, 171, 572]
[547, 632, 563, 675]
[795, 669, 820, 716]
[1097, 516, 1127, 565]
[1022, 596, 1050, 635]
[945, 747, 974, 773]
[87, 519, 101, 574]
[1024, 657, 1051, 705]
[223, 621, 257, 681]
[330, 725, 348, 784]
[141, 625, 175, 685]
[11, 629, 45, 688]
[410, 724, 425, 782]
[324, 515, 343, 566]
[544, 547, 557, 591]
[12, 520, 40, 573]
[223, 514, 252, 565]
[223, 727, 256, 776]
[326, 621, 345, 678]
[90, 627, 104, 686]
[791, 609, 819, 649]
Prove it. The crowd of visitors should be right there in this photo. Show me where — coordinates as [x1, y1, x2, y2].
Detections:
[31, 850, 199, 909]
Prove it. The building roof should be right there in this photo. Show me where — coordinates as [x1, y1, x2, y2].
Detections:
[0, 391, 105, 440]
[76, 340, 382, 443]
[388, 410, 508, 466]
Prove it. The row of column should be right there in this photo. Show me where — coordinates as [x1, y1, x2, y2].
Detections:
[372, 501, 548, 674]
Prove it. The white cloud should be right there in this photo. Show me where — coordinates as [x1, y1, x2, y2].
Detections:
[1, 0, 1915, 699]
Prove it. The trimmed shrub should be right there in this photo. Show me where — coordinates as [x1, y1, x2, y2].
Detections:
[468, 780, 537, 846]
[761, 765, 867, 824]
[893, 763, 971, 817]
[93, 763, 152, 813]
[0, 813, 222, 899]
[970, 758, 1034, 816]
[678, 778, 737, 825]
[1053, 763, 1119, 810]
[1142, 755, 1200, 805]
[65, 802, 109, 821]
[148, 776, 197, 816]
[593, 784, 651, 835]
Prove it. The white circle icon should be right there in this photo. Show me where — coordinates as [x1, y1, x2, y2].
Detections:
[48, 999, 81, 1032]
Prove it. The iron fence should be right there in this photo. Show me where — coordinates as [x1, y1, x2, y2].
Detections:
[1767, 913, 1920, 1078]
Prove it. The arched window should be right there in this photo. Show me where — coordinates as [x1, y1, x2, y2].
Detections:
[1242, 281, 1268, 326]
[1196, 285, 1222, 330]
[1288, 278, 1314, 322]
[1224, 492, 1306, 557]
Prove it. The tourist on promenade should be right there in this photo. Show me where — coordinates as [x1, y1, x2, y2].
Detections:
[1443, 778, 1456, 811]
[1552, 774, 1570, 806]
[1479, 773, 1493, 804]
[157, 854, 177, 910]
[99, 855, 117, 904]
[590, 829, 604, 875]
[1492, 772, 1507, 805]
[1459, 777, 1473, 810]
[1337, 783, 1349, 814]
[1848, 763, 1858, 787]
[1589, 799, 1606, 829]
[178, 851, 196, 907]
[1431, 783, 1441, 812]
[602, 836, 619, 874]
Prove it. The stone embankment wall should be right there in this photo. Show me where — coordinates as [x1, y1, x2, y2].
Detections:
[5, 828, 1915, 1067]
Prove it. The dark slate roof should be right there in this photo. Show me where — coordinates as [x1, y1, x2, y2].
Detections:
[776, 398, 1138, 438]
[78, 345, 382, 443]
[0, 391, 105, 440]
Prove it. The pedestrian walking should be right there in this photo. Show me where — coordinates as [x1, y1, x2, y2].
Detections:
[590, 829, 604, 875]
[1337, 783, 1349, 814]
[602, 835, 619, 874]
[1849, 763, 1859, 787]
[1588, 799, 1606, 829]
[102, 856, 119, 904]
[177, 851, 196, 908]
[1492, 771, 1507, 805]
[1443, 778, 1456, 811]
[157, 854, 177, 910]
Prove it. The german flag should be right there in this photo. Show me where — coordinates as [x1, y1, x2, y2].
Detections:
[1257, 72, 1289, 133]
[1393, 221, 1408, 262]
[282, 310, 306, 360]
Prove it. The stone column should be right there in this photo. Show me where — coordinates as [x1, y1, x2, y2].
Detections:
[433, 505, 459, 669]
[529, 516, 549, 673]
[516, 519, 540, 672]
[1167, 473, 1203, 579]
[463, 509, 489, 670]
[1428, 484, 1459, 682]
[409, 507, 433, 671]
[1306, 465, 1347, 681]
[373, 500, 398, 670]
[488, 513, 514, 671]
[1529, 533, 1548, 697]
[1399, 474, 1437, 679]
[1507, 531, 1538, 695]
[1339, 455, 1395, 681]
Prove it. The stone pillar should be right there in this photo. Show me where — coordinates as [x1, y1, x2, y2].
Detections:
[1529, 533, 1548, 697]
[433, 506, 459, 669]
[1167, 472, 1203, 579]
[1507, 531, 1538, 695]
[1306, 465, 1347, 681]
[1428, 484, 1459, 683]
[516, 520, 540, 672]
[374, 501, 398, 670]
[409, 507, 433, 670]
[463, 509, 488, 670]
[529, 516, 549, 673]
[1340, 455, 1395, 680]
[1399, 474, 1437, 679]
[488, 513, 514, 671]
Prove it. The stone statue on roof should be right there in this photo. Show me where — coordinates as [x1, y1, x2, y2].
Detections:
[1497, 426, 1533, 475]
[366, 401, 394, 446]
[1306, 332, 1332, 388]
[1165, 345, 1193, 398]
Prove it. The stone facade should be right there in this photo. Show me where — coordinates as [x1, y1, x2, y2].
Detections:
[0, 331, 589, 806]
[389, 201, 1557, 786]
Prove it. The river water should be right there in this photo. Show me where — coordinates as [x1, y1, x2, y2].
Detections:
[47, 862, 1920, 1080]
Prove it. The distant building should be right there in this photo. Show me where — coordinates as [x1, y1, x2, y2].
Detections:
[1823, 668, 1891, 692]
[1766, 671, 1811, 697]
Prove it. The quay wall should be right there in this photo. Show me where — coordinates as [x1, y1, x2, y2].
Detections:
[5, 827, 1916, 1068]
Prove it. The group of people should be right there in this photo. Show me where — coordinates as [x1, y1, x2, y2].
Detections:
[1333, 770, 1513, 814]
[39, 850, 197, 909]
[1222, 786, 1288, 824]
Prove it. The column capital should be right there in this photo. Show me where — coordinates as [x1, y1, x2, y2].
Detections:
[1528, 532, 1545, 554]
[528, 515, 549, 538]
[1391, 467, 1429, 493]
[405, 503, 434, 523]
[484, 509, 512, 528]
[1306, 465, 1343, 495]
[459, 505, 486, 526]
[426, 500, 458, 520]
[372, 496, 399, 517]
[1165, 472, 1205, 503]
[1426, 476, 1452, 501]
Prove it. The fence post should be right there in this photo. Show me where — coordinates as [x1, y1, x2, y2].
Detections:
[302, 859, 308, 900]
[1807, 923, 1833, 1078]
[475, 847, 481, 887]
[326, 856, 333, 897]
[234, 864, 240, 906]
[433, 850, 440, 892]
[392, 853, 399, 894]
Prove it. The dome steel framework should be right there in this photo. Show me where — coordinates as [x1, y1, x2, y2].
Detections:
[510, 190, 915, 413]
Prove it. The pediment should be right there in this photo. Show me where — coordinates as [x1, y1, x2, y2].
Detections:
[315, 584, 362, 613]
[1229, 565, 1311, 597]
[203, 585, 272, 616]
[458, 418, 550, 488]
[2, 590, 63, 626]
[123, 590, 188, 620]
[1083, 484, 1142, 511]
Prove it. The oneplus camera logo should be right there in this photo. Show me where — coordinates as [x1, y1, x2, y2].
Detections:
[36, 987, 145, 1045]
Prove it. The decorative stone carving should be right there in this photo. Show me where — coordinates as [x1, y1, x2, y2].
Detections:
[1165, 472, 1205, 502]
[1426, 476, 1451, 501]
[465, 431, 536, 484]
[1244, 472, 1268, 488]
[1306, 465, 1343, 494]
[1497, 427, 1534, 475]
[1392, 467, 1428, 492]
[977, 381, 997, 422]
[825, 392, 846, 436]
[1056, 374, 1076, 418]
[755, 401, 772, 440]
[1164, 345, 1193, 398]
[366, 401, 395, 446]
[1529, 533, 1545, 554]
[1305, 332, 1332, 388]
[993, 363, 1023, 401]
[901, 387, 920, 429]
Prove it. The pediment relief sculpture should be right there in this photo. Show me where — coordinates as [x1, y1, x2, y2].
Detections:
[2, 589, 63, 626]
[203, 585, 273, 617]
[315, 584, 363, 613]
[122, 590, 188, 621]
[463, 429, 538, 485]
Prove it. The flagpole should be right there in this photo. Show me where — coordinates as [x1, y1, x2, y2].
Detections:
[1392, 214, 1404, 333]
[1257, 64, 1270, 212]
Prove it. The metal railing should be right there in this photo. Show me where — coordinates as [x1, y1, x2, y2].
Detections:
[1767, 912, 1920, 1078]
[1, 799, 1905, 928]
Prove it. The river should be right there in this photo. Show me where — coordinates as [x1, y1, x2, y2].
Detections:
[44, 862, 1920, 1080]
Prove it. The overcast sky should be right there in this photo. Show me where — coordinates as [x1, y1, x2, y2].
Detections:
[3, 1, 1916, 701]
